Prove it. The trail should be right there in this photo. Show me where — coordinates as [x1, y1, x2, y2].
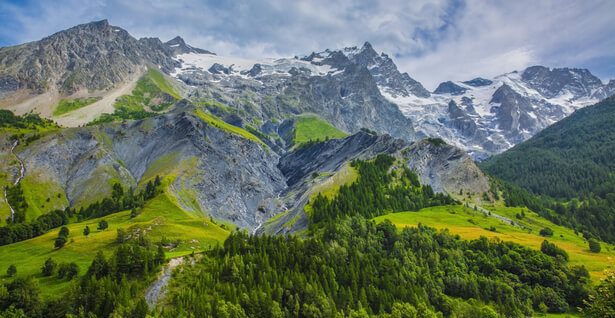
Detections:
[145, 257, 184, 309]
[4, 140, 25, 223]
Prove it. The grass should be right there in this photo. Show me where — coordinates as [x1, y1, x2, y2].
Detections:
[19, 174, 68, 222]
[53, 97, 101, 116]
[90, 68, 180, 125]
[194, 109, 266, 146]
[293, 114, 348, 145]
[0, 184, 229, 299]
[146, 68, 181, 100]
[303, 164, 358, 216]
[374, 205, 615, 280]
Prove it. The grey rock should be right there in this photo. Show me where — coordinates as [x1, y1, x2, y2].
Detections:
[208, 63, 231, 75]
[434, 81, 467, 95]
[164, 36, 213, 55]
[402, 139, 490, 194]
[521, 65, 603, 99]
[462, 77, 493, 87]
[346, 42, 430, 98]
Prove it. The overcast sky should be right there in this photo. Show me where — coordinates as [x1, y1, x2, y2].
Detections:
[1, 0, 614, 89]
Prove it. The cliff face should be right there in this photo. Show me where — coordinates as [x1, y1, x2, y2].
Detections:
[5, 106, 489, 234]
[16, 109, 286, 229]
[0, 20, 180, 95]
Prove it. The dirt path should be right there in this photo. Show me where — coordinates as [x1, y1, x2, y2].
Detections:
[145, 257, 184, 309]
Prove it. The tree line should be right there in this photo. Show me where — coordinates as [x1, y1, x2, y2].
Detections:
[0, 177, 161, 246]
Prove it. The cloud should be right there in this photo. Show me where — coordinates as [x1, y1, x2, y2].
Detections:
[1, 0, 613, 89]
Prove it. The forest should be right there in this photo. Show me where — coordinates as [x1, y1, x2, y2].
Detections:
[0, 155, 603, 317]
[157, 155, 591, 317]
[482, 96, 615, 243]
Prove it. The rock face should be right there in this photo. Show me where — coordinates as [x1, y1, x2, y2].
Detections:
[165, 36, 213, 55]
[173, 42, 417, 142]
[401, 139, 490, 194]
[344, 42, 431, 98]
[434, 81, 468, 95]
[521, 65, 603, 99]
[17, 108, 286, 229]
[0, 20, 203, 96]
[462, 78, 493, 87]
[387, 66, 615, 159]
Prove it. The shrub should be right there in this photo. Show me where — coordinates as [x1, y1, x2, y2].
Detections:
[589, 239, 601, 253]
[41, 258, 57, 276]
[539, 227, 553, 237]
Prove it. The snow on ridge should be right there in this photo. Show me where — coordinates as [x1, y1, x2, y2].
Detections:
[173, 52, 338, 78]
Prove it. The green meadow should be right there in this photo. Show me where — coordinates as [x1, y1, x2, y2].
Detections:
[0, 190, 229, 298]
[374, 204, 615, 280]
[293, 114, 348, 145]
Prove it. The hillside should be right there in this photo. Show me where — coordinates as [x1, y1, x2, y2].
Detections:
[374, 204, 614, 279]
[482, 96, 615, 199]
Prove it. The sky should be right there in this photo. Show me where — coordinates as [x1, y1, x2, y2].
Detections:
[1, 0, 614, 90]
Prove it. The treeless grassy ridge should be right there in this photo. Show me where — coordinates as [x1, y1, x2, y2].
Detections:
[194, 109, 266, 146]
[374, 205, 615, 280]
[293, 114, 348, 146]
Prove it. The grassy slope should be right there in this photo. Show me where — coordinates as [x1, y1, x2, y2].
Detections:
[53, 97, 101, 116]
[146, 68, 181, 99]
[194, 109, 265, 146]
[0, 188, 229, 299]
[0, 124, 61, 224]
[20, 174, 68, 222]
[374, 205, 615, 280]
[293, 114, 348, 145]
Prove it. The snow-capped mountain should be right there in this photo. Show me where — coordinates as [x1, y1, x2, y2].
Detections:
[2, 19, 611, 159]
[385, 67, 609, 158]
[170, 42, 613, 158]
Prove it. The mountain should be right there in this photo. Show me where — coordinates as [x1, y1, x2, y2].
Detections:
[482, 95, 615, 199]
[481, 95, 615, 243]
[2, 21, 613, 157]
[387, 66, 614, 159]
[173, 42, 417, 142]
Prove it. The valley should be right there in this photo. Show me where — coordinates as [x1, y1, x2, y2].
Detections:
[0, 18, 613, 318]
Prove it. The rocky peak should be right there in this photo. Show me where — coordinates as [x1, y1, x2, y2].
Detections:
[521, 65, 603, 99]
[0, 19, 180, 95]
[462, 77, 493, 87]
[164, 36, 213, 55]
[434, 81, 467, 95]
[344, 42, 430, 98]
[490, 83, 537, 135]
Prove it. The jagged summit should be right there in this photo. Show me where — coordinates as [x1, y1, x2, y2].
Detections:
[165, 36, 214, 55]
[521, 65, 604, 99]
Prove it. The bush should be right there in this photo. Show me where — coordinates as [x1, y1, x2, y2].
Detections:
[41, 258, 57, 276]
[58, 226, 69, 238]
[7, 264, 16, 277]
[57, 262, 79, 280]
[54, 236, 67, 249]
[541, 240, 569, 261]
[539, 227, 553, 237]
[589, 239, 601, 253]
[97, 220, 109, 231]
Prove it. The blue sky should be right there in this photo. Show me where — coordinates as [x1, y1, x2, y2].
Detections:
[1, 0, 614, 89]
